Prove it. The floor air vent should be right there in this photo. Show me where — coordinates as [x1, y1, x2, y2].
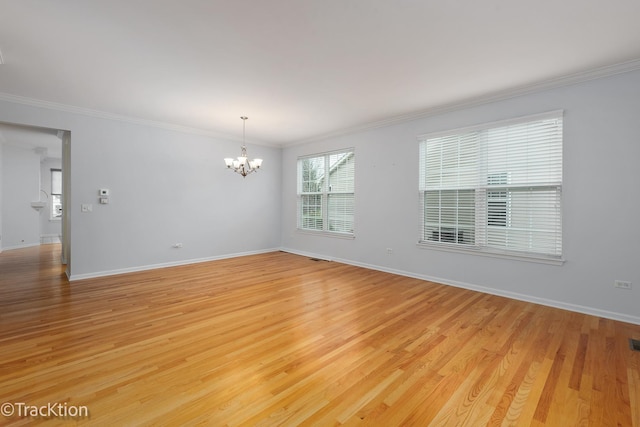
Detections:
[629, 338, 640, 352]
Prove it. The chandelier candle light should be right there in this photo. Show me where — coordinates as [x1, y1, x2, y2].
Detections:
[224, 116, 263, 177]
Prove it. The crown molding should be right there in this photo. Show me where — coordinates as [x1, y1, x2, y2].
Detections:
[0, 92, 277, 147]
[2, 58, 639, 148]
[286, 58, 640, 147]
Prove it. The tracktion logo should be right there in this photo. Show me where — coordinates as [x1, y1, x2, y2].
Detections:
[2, 402, 89, 419]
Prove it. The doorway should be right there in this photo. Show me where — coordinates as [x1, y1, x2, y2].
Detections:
[0, 122, 70, 274]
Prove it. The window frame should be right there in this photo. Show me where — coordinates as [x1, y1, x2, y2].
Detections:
[417, 111, 564, 265]
[50, 168, 62, 221]
[297, 148, 355, 238]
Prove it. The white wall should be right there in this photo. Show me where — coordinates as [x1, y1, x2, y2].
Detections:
[0, 142, 3, 250]
[1, 143, 41, 249]
[39, 157, 62, 241]
[281, 69, 640, 324]
[0, 101, 282, 279]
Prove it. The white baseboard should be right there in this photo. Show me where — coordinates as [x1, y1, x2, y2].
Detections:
[40, 234, 62, 244]
[68, 248, 280, 281]
[1, 242, 41, 251]
[279, 247, 640, 326]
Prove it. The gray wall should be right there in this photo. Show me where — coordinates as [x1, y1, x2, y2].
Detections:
[1, 143, 41, 249]
[281, 69, 640, 324]
[0, 142, 2, 250]
[0, 101, 282, 279]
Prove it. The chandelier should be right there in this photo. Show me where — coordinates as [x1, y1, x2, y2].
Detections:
[224, 116, 263, 177]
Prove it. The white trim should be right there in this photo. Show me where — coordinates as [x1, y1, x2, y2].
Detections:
[40, 234, 62, 244]
[295, 229, 355, 240]
[1, 242, 41, 251]
[2, 60, 640, 148]
[0, 92, 277, 148]
[298, 147, 356, 161]
[416, 109, 564, 141]
[68, 248, 279, 281]
[416, 242, 565, 266]
[286, 59, 640, 147]
[279, 247, 640, 326]
[278, 247, 334, 262]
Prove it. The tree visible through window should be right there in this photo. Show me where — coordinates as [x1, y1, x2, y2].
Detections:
[297, 149, 355, 235]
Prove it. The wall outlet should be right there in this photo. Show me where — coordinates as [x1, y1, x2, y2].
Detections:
[81, 204, 93, 212]
[614, 280, 632, 290]
[172, 243, 183, 249]
[386, 248, 393, 254]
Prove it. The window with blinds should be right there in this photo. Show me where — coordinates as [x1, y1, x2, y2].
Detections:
[297, 149, 355, 236]
[418, 111, 563, 260]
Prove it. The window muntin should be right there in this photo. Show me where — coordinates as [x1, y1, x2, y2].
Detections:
[419, 112, 563, 260]
[297, 149, 355, 236]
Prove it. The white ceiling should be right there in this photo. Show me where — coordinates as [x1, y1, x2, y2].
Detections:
[0, 123, 62, 159]
[1, 0, 640, 146]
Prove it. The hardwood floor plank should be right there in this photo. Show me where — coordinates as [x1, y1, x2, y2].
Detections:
[1, 245, 639, 426]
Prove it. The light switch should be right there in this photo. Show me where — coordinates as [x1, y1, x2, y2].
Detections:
[81, 204, 93, 212]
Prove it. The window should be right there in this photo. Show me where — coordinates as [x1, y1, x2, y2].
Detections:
[418, 111, 563, 261]
[51, 168, 62, 220]
[297, 149, 355, 236]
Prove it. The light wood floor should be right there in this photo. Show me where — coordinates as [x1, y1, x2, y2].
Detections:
[1, 245, 639, 426]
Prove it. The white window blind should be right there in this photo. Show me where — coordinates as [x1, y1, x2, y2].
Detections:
[297, 149, 355, 235]
[419, 111, 563, 260]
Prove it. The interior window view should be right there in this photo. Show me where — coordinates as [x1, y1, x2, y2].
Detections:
[298, 149, 355, 235]
[50, 169, 63, 220]
[0, 1, 638, 425]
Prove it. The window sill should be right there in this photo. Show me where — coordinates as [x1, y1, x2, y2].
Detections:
[416, 241, 564, 265]
[297, 229, 355, 240]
